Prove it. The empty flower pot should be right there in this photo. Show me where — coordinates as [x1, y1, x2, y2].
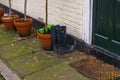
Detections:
[1, 14, 19, 31]
[14, 18, 32, 37]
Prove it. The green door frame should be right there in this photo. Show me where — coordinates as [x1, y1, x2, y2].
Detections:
[92, 0, 97, 44]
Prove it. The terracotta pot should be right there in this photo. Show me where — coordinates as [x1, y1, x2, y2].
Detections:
[0, 8, 4, 23]
[37, 32, 53, 51]
[1, 14, 19, 31]
[14, 18, 32, 37]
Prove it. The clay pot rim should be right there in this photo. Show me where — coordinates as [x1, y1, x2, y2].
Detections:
[14, 18, 32, 22]
[1, 14, 19, 20]
[0, 8, 4, 10]
[1, 14, 19, 23]
[14, 18, 33, 26]
[0, 8, 4, 13]
[37, 31, 51, 39]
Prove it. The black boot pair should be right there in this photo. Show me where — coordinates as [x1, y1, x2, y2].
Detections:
[51, 25, 74, 54]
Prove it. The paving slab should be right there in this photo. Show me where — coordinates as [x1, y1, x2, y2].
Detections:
[25, 62, 91, 80]
[7, 54, 60, 77]
[0, 38, 40, 60]
[0, 28, 17, 46]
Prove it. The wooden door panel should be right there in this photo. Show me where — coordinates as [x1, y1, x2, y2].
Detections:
[93, 0, 120, 55]
[111, 0, 120, 54]
[96, 0, 109, 37]
[94, 0, 110, 50]
[114, 0, 120, 42]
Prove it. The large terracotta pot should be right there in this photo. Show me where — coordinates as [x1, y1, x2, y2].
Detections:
[14, 18, 32, 37]
[37, 32, 53, 51]
[0, 8, 4, 23]
[1, 14, 19, 31]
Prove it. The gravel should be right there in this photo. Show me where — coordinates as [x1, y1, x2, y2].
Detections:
[72, 54, 120, 80]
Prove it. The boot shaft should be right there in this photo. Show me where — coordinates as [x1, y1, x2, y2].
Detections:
[51, 25, 74, 53]
[51, 25, 59, 52]
[56, 26, 66, 46]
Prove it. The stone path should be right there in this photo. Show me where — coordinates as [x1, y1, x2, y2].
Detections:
[0, 60, 20, 80]
[0, 24, 91, 80]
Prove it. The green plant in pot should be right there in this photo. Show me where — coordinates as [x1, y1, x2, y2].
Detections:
[38, 0, 74, 52]
[37, 0, 54, 51]
[1, 0, 19, 31]
[14, 0, 32, 37]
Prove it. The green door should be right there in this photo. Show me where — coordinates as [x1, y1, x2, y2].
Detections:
[93, 0, 120, 55]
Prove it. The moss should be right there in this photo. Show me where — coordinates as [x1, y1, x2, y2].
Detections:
[46, 51, 52, 55]
[7, 54, 60, 76]
[0, 74, 5, 80]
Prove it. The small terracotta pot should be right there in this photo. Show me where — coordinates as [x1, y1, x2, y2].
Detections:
[37, 32, 53, 51]
[1, 14, 19, 31]
[14, 18, 32, 37]
[0, 8, 4, 23]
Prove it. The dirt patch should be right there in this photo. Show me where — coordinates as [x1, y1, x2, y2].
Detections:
[72, 55, 120, 80]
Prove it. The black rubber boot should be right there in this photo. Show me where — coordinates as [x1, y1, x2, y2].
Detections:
[56, 26, 74, 54]
[51, 25, 59, 53]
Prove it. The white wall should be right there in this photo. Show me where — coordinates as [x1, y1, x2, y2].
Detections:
[0, 0, 92, 44]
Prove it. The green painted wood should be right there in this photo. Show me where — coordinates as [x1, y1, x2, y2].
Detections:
[93, 0, 120, 55]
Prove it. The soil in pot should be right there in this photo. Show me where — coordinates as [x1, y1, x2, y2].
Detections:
[1, 14, 19, 31]
[0, 8, 4, 23]
[37, 32, 53, 51]
[14, 18, 32, 37]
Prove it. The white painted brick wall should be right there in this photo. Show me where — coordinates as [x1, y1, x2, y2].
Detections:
[61, 0, 84, 39]
[0, 0, 86, 41]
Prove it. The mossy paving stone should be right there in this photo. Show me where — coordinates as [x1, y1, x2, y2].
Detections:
[0, 38, 40, 60]
[0, 38, 15, 46]
[0, 74, 5, 80]
[7, 54, 60, 77]
[0, 24, 5, 32]
[0, 30, 18, 46]
[0, 25, 18, 46]
[25, 62, 91, 80]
